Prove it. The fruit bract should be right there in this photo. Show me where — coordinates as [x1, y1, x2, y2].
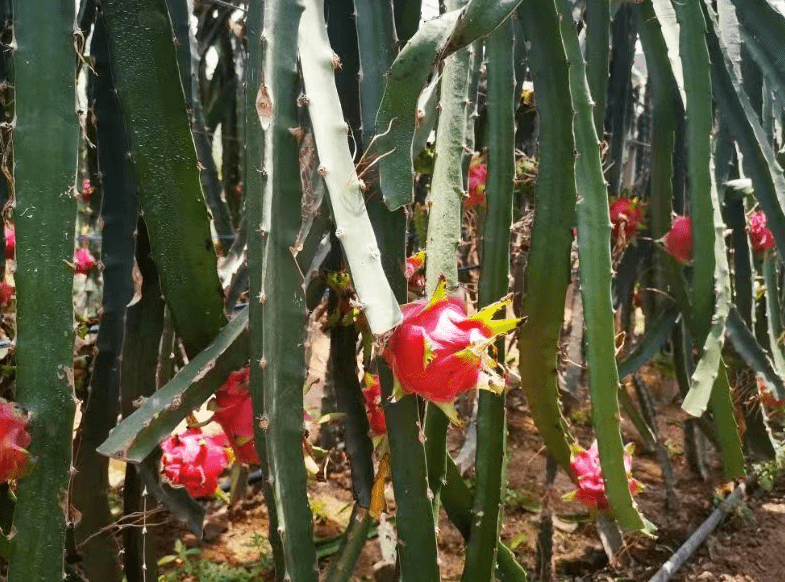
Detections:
[161, 427, 231, 498]
[383, 278, 519, 404]
[362, 373, 386, 435]
[566, 440, 641, 510]
[210, 366, 259, 465]
[662, 215, 693, 265]
[609, 197, 643, 240]
[0, 400, 30, 482]
[748, 210, 775, 254]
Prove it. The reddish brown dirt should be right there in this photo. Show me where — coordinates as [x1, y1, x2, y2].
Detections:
[152, 363, 785, 582]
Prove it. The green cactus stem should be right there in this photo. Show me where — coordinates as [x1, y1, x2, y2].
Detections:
[120, 219, 165, 582]
[72, 7, 139, 580]
[617, 304, 680, 379]
[554, 0, 646, 531]
[517, 0, 577, 477]
[461, 19, 516, 582]
[421, 0, 474, 516]
[353, 2, 440, 579]
[249, 0, 318, 579]
[100, 0, 226, 357]
[442, 457, 528, 582]
[324, 506, 374, 582]
[165, 0, 235, 255]
[8, 2, 79, 580]
[585, 0, 610, 135]
[376, 0, 524, 210]
[97, 308, 250, 463]
[394, 0, 422, 43]
[726, 306, 785, 400]
[298, 0, 402, 335]
[707, 364, 746, 477]
[727, 0, 785, 96]
[701, 0, 785, 261]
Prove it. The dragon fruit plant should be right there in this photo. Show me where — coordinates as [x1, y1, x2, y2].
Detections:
[466, 155, 488, 210]
[362, 373, 386, 436]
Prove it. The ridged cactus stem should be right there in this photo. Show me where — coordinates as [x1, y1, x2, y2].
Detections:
[248, 0, 318, 579]
[72, 7, 139, 580]
[9, 2, 79, 580]
[120, 219, 165, 582]
[394, 0, 422, 43]
[461, 20, 515, 582]
[517, 0, 577, 476]
[354, 0, 439, 578]
[422, 0, 473, 518]
[670, 0, 715, 345]
[298, 0, 401, 335]
[554, 0, 645, 531]
[100, 0, 226, 357]
[585, 0, 610, 135]
[379, 365, 441, 582]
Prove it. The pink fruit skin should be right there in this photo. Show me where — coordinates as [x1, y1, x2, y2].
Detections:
[0, 401, 30, 482]
[663, 216, 693, 264]
[362, 375, 387, 435]
[609, 197, 643, 239]
[211, 366, 260, 465]
[384, 294, 492, 404]
[4, 225, 13, 260]
[749, 211, 775, 254]
[0, 282, 13, 306]
[569, 440, 640, 510]
[74, 248, 96, 274]
[466, 163, 487, 210]
[161, 428, 230, 497]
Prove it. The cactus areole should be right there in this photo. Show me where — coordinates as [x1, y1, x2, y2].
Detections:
[662, 216, 693, 264]
[209, 366, 259, 464]
[161, 427, 231, 498]
[383, 278, 519, 405]
[0, 400, 30, 482]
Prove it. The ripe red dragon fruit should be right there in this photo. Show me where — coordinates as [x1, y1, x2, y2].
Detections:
[161, 427, 231, 497]
[609, 197, 643, 240]
[4, 224, 14, 260]
[0, 400, 30, 482]
[209, 366, 259, 465]
[662, 216, 693, 265]
[748, 210, 775, 254]
[466, 157, 487, 210]
[383, 278, 520, 413]
[566, 440, 641, 510]
[74, 248, 96, 275]
[362, 373, 386, 435]
[405, 250, 426, 295]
